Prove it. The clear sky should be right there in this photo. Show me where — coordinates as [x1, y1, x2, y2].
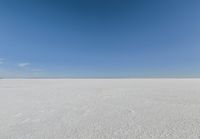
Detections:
[0, 0, 200, 78]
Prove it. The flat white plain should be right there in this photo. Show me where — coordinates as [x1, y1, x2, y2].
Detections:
[0, 79, 200, 139]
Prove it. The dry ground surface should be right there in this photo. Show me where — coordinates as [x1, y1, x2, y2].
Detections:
[0, 79, 200, 139]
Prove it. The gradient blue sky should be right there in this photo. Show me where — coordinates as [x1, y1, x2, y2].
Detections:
[0, 0, 200, 78]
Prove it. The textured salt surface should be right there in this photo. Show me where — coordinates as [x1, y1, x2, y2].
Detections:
[0, 79, 200, 139]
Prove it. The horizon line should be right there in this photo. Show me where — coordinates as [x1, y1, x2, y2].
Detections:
[1, 77, 200, 79]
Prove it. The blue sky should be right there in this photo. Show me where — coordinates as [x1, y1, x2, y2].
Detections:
[0, 0, 200, 78]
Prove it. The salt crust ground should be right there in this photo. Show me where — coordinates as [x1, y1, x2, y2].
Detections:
[0, 79, 200, 139]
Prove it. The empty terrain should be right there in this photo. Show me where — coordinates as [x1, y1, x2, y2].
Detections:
[0, 79, 200, 139]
